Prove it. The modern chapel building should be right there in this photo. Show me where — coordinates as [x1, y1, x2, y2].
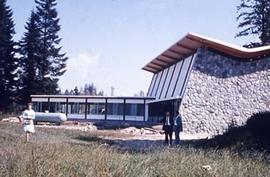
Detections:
[32, 33, 270, 135]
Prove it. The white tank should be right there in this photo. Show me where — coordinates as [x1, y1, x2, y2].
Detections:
[35, 112, 67, 124]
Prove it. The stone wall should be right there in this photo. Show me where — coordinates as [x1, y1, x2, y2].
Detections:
[179, 48, 270, 135]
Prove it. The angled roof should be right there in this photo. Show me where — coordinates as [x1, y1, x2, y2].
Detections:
[142, 33, 270, 73]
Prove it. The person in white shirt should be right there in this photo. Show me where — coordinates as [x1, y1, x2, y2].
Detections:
[22, 103, 35, 142]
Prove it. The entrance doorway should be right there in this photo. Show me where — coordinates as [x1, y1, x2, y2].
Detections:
[148, 99, 181, 123]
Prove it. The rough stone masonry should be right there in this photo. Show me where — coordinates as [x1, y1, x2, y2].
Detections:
[180, 48, 270, 135]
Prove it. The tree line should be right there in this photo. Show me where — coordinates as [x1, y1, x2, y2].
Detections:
[64, 83, 105, 96]
[0, 0, 67, 112]
[1, 0, 270, 112]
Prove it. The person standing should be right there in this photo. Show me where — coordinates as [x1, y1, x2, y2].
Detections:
[174, 111, 183, 145]
[22, 103, 35, 142]
[161, 111, 174, 145]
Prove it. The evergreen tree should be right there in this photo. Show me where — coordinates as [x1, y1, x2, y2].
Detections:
[69, 89, 74, 95]
[97, 90, 104, 96]
[19, 11, 42, 104]
[79, 86, 84, 95]
[74, 86, 79, 95]
[64, 89, 69, 95]
[35, 0, 68, 94]
[0, 0, 17, 110]
[84, 84, 90, 95]
[90, 83, 97, 95]
[236, 0, 270, 47]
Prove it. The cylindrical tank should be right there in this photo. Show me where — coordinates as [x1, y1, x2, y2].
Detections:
[34, 112, 67, 124]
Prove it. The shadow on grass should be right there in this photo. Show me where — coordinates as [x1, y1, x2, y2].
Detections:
[74, 127, 268, 154]
[74, 134, 164, 153]
[74, 111, 270, 155]
[92, 120, 160, 130]
[74, 134, 209, 154]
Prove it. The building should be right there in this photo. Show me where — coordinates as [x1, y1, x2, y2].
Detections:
[143, 33, 270, 135]
[31, 95, 154, 121]
[32, 33, 270, 135]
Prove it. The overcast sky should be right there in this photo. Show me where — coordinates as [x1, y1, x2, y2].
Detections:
[9, 0, 252, 96]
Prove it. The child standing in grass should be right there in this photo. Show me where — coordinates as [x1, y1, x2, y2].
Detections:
[22, 103, 35, 142]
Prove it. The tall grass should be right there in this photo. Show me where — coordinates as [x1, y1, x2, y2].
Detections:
[0, 122, 269, 177]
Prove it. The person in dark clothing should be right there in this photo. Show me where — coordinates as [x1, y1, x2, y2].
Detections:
[174, 111, 183, 145]
[161, 111, 174, 145]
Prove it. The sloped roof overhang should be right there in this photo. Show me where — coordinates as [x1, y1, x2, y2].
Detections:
[142, 33, 270, 73]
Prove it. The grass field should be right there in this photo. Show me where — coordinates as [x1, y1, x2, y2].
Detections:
[0, 122, 270, 177]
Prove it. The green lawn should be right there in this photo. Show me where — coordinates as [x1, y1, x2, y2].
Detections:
[0, 122, 269, 177]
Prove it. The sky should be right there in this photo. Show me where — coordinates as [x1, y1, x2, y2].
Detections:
[8, 0, 253, 96]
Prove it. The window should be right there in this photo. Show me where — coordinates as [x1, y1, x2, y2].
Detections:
[107, 103, 123, 115]
[68, 103, 85, 114]
[125, 104, 144, 116]
[34, 102, 49, 112]
[87, 103, 105, 115]
[32, 102, 42, 112]
[49, 102, 66, 113]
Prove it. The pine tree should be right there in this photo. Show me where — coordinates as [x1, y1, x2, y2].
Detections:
[74, 86, 79, 95]
[84, 84, 89, 95]
[236, 0, 270, 47]
[98, 90, 104, 96]
[64, 89, 69, 95]
[88, 83, 97, 95]
[35, 0, 68, 94]
[79, 87, 84, 95]
[19, 11, 42, 104]
[0, 0, 17, 110]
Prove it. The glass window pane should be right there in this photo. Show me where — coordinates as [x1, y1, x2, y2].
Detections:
[50, 102, 66, 113]
[107, 103, 123, 115]
[125, 104, 144, 116]
[41, 102, 49, 112]
[87, 103, 105, 115]
[68, 103, 85, 114]
[32, 102, 42, 112]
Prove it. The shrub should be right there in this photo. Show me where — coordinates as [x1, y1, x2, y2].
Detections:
[246, 111, 270, 148]
[198, 111, 270, 150]
[197, 125, 248, 149]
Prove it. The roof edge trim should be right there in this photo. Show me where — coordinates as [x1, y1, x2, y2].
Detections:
[143, 32, 270, 73]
